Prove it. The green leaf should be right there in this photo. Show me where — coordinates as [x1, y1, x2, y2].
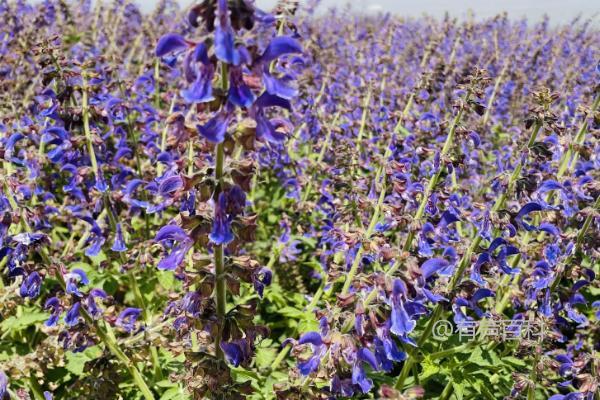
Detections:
[467, 346, 500, 368]
[453, 382, 465, 400]
[1, 311, 48, 333]
[419, 357, 440, 380]
[255, 346, 277, 369]
[65, 346, 102, 376]
[160, 387, 188, 400]
[503, 356, 527, 368]
[157, 270, 178, 290]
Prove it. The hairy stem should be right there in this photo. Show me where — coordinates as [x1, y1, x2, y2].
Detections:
[213, 62, 229, 360]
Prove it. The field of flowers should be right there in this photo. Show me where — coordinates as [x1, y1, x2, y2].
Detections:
[1, 0, 599, 399]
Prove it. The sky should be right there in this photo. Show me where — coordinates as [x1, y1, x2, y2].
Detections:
[139, 0, 600, 24]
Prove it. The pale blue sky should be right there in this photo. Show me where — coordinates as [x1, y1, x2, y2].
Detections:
[138, 0, 600, 23]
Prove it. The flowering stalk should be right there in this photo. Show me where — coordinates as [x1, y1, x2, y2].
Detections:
[495, 92, 598, 312]
[82, 72, 162, 380]
[2, 180, 155, 400]
[482, 60, 510, 125]
[402, 90, 471, 253]
[395, 106, 543, 391]
[338, 39, 445, 300]
[392, 36, 437, 134]
[549, 194, 600, 292]
[151, 2, 303, 395]
[341, 175, 386, 295]
[556, 92, 599, 177]
[213, 63, 228, 359]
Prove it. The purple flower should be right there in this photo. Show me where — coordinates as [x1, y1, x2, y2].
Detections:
[263, 71, 297, 100]
[158, 174, 184, 197]
[258, 36, 303, 64]
[0, 370, 8, 399]
[420, 258, 450, 280]
[352, 348, 379, 393]
[85, 289, 107, 319]
[181, 44, 215, 103]
[296, 331, 326, 376]
[44, 297, 61, 327]
[156, 33, 188, 57]
[225, 185, 246, 216]
[209, 193, 234, 245]
[64, 302, 81, 327]
[197, 111, 231, 144]
[64, 269, 89, 297]
[515, 202, 544, 231]
[389, 279, 416, 337]
[155, 225, 193, 271]
[215, 25, 240, 64]
[111, 223, 127, 252]
[116, 308, 142, 333]
[252, 267, 272, 298]
[19, 271, 42, 298]
[220, 339, 252, 367]
[228, 68, 255, 107]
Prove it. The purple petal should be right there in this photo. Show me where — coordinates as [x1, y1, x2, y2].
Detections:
[156, 33, 188, 57]
[298, 331, 322, 346]
[155, 225, 188, 242]
[260, 36, 302, 64]
[420, 258, 450, 280]
[197, 112, 230, 143]
[357, 348, 379, 371]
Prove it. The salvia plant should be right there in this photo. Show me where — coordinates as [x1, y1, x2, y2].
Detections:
[0, 1, 599, 400]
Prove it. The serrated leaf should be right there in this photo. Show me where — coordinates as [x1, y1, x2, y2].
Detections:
[419, 357, 440, 380]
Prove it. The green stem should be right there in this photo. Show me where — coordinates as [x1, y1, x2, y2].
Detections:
[439, 380, 454, 400]
[557, 92, 600, 177]
[102, 178, 161, 379]
[28, 374, 45, 400]
[492, 122, 541, 214]
[496, 92, 597, 313]
[301, 112, 339, 202]
[214, 238, 226, 359]
[341, 174, 386, 295]
[82, 75, 160, 384]
[429, 341, 474, 360]
[482, 60, 509, 125]
[402, 91, 471, 253]
[81, 76, 99, 179]
[356, 87, 372, 151]
[213, 62, 228, 360]
[157, 97, 177, 177]
[527, 350, 541, 400]
[550, 195, 600, 292]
